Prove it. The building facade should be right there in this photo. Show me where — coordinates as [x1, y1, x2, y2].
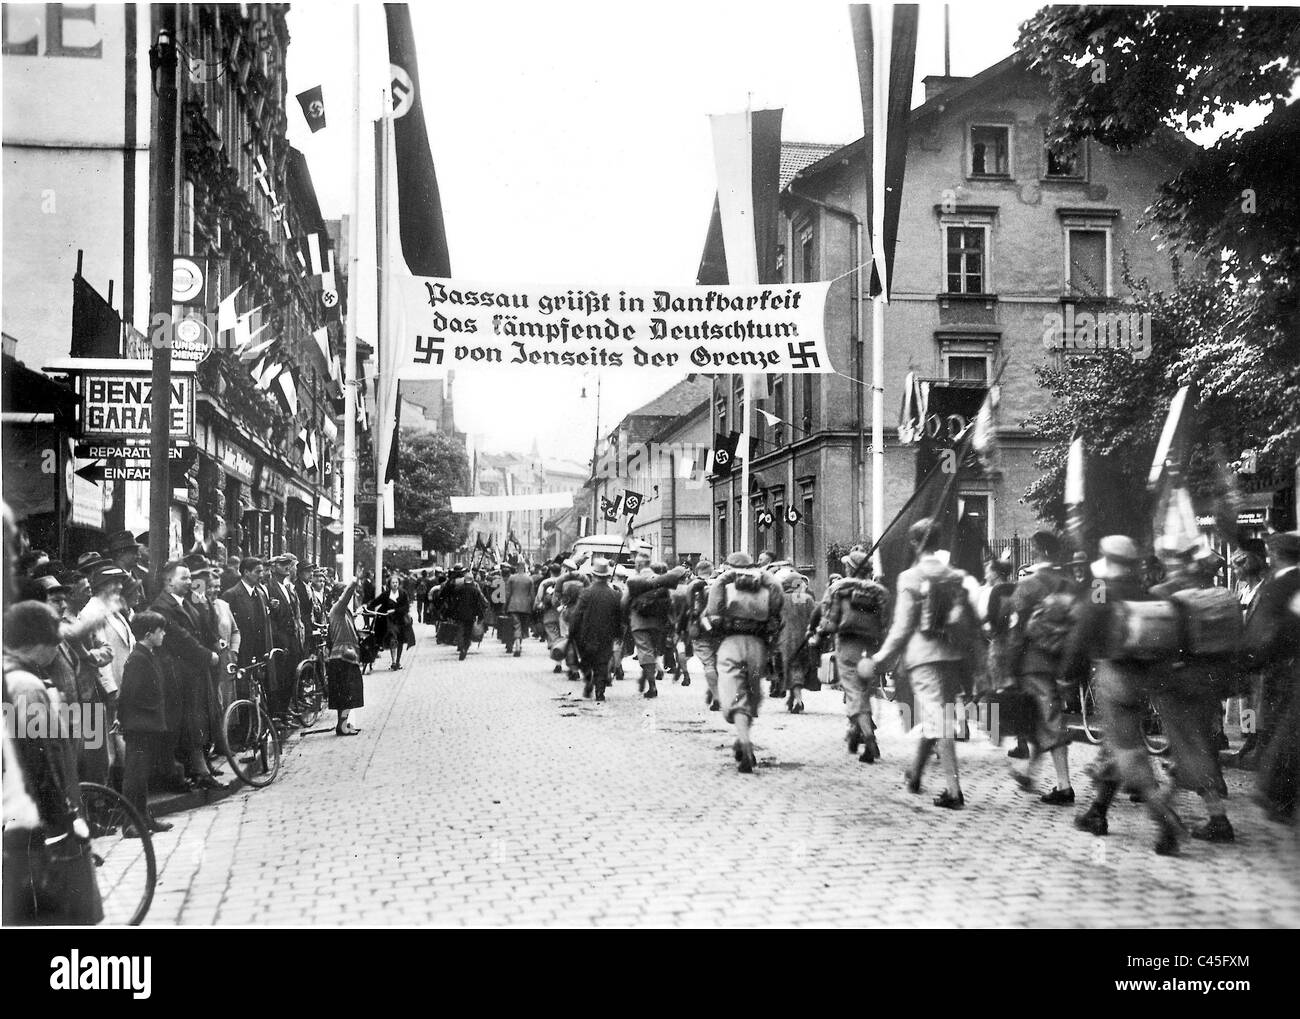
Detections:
[708, 55, 1185, 588]
[3, 4, 347, 567]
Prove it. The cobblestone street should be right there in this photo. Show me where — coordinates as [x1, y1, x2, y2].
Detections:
[144, 625, 1300, 927]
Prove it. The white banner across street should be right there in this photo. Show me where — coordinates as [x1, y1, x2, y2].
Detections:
[450, 492, 579, 513]
[393, 277, 832, 377]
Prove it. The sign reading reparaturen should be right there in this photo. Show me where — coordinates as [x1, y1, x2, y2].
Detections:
[394, 278, 833, 376]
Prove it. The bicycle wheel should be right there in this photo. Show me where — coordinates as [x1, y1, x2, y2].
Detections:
[1078, 680, 1102, 744]
[292, 658, 324, 728]
[78, 782, 156, 925]
[221, 699, 282, 787]
[1142, 699, 1171, 755]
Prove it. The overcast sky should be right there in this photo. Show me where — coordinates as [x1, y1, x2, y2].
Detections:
[284, 0, 1046, 464]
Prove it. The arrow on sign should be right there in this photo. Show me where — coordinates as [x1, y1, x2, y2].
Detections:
[75, 461, 106, 484]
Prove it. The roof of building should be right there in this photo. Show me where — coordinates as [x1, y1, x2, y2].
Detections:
[626, 377, 712, 421]
[780, 142, 842, 190]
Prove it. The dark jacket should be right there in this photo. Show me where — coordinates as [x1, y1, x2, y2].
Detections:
[150, 591, 215, 674]
[441, 579, 489, 623]
[1241, 567, 1300, 672]
[1009, 562, 1078, 677]
[367, 591, 409, 645]
[1057, 574, 1152, 682]
[267, 576, 303, 656]
[222, 579, 272, 665]
[118, 644, 169, 734]
[570, 580, 624, 658]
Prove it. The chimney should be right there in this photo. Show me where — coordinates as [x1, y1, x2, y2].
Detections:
[923, 74, 968, 103]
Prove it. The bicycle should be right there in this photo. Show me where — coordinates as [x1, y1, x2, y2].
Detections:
[291, 625, 329, 728]
[78, 781, 156, 925]
[1077, 673, 1170, 755]
[220, 650, 283, 787]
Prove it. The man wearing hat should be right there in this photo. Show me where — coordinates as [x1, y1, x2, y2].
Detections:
[504, 561, 536, 657]
[535, 562, 566, 673]
[266, 554, 305, 719]
[684, 560, 720, 708]
[105, 530, 149, 610]
[815, 549, 890, 762]
[1241, 530, 1300, 772]
[1061, 535, 1184, 854]
[441, 564, 490, 660]
[569, 558, 624, 701]
[704, 552, 784, 772]
[296, 560, 322, 641]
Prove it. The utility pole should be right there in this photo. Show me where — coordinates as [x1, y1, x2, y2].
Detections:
[147, 5, 178, 588]
[342, 4, 361, 580]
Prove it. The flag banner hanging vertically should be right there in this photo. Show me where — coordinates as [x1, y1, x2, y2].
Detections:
[850, 3, 919, 299]
[1064, 434, 1086, 554]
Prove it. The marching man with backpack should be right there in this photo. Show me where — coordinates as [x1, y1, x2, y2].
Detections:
[1007, 530, 1080, 804]
[814, 550, 890, 761]
[1065, 536, 1185, 855]
[704, 552, 785, 773]
[684, 560, 721, 710]
[623, 553, 687, 700]
[859, 519, 976, 808]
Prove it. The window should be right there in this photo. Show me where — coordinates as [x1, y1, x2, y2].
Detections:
[801, 490, 815, 567]
[771, 376, 786, 446]
[958, 493, 992, 543]
[733, 498, 743, 555]
[772, 497, 785, 559]
[1067, 228, 1110, 297]
[716, 504, 727, 561]
[969, 125, 1010, 177]
[715, 394, 728, 434]
[801, 373, 814, 431]
[945, 226, 986, 294]
[797, 221, 817, 282]
[946, 355, 989, 383]
[1045, 132, 1082, 178]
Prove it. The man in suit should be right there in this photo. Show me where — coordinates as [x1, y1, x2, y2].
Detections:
[222, 556, 272, 669]
[1241, 530, 1300, 764]
[569, 558, 624, 701]
[296, 560, 320, 639]
[504, 563, 536, 657]
[150, 560, 221, 788]
[265, 554, 304, 719]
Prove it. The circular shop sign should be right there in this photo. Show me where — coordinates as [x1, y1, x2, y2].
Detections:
[172, 257, 204, 303]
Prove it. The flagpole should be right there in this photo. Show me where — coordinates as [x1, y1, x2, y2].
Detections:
[375, 102, 390, 588]
[739, 375, 751, 554]
[342, 3, 361, 581]
[869, 5, 891, 573]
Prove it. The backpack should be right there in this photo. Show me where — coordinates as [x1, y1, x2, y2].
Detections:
[917, 576, 968, 638]
[1107, 600, 1181, 661]
[836, 582, 886, 641]
[630, 585, 671, 619]
[1170, 588, 1242, 658]
[722, 570, 771, 624]
[1025, 591, 1080, 656]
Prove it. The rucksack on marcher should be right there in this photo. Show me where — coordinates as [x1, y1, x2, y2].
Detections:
[1025, 591, 1080, 655]
[836, 583, 887, 641]
[723, 570, 771, 624]
[1170, 588, 1243, 658]
[918, 576, 968, 638]
[1107, 600, 1181, 661]
[630, 585, 671, 619]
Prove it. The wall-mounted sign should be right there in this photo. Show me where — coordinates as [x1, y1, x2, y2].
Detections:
[172, 256, 206, 305]
[257, 465, 287, 500]
[220, 442, 256, 484]
[1237, 510, 1268, 527]
[80, 373, 194, 439]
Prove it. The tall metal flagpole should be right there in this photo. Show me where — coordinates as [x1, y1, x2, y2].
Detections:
[737, 104, 753, 557]
[341, 3, 361, 580]
[870, 5, 890, 571]
[374, 103, 390, 588]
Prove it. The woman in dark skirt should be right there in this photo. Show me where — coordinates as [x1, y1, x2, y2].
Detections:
[366, 574, 411, 670]
[327, 579, 364, 736]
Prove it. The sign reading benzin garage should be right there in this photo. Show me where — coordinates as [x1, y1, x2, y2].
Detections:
[79, 374, 194, 439]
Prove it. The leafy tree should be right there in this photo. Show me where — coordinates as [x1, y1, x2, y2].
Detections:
[393, 427, 470, 553]
[1017, 7, 1300, 524]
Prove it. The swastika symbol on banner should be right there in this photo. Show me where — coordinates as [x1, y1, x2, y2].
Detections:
[390, 65, 415, 119]
[414, 335, 445, 365]
[787, 341, 821, 370]
[308, 101, 324, 119]
[715, 449, 730, 466]
[321, 290, 338, 309]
